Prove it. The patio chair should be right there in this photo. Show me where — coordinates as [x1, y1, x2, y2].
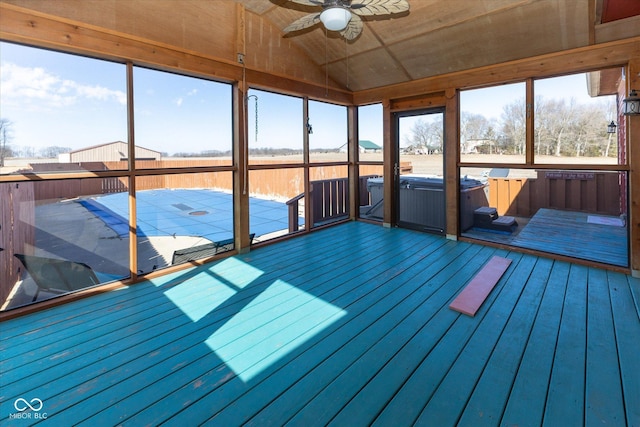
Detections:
[14, 254, 100, 302]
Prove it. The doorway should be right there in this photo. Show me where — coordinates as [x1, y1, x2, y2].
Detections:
[395, 109, 445, 234]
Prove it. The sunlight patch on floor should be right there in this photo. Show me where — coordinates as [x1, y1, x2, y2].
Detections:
[161, 258, 265, 322]
[164, 277, 236, 322]
[205, 279, 347, 382]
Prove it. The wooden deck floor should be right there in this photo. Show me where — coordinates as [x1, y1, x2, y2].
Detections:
[1, 222, 639, 426]
[464, 208, 629, 267]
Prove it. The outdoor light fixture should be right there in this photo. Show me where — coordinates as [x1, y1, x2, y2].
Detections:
[320, 7, 351, 31]
[622, 89, 640, 116]
[607, 121, 617, 133]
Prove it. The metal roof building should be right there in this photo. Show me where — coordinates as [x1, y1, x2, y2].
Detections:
[58, 141, 162, 163]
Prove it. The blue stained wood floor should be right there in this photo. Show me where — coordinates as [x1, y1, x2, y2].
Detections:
[1, 221, 639, 426]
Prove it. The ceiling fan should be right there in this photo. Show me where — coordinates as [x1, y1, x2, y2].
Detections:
[281, 0, 410, 41]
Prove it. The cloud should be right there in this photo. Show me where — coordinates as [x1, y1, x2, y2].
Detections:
[0, 62, 126, 110]
[175, 97, 184, 107]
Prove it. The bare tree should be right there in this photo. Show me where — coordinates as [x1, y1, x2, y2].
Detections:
[460, 113, 493, 153]
[405, 117, 443, 154]
[500, 99, 526, 155]
[0, 118, 13, 167]
[39, 146, 72, 158]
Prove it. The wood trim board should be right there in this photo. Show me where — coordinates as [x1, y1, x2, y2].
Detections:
[450, 255, 513, 316]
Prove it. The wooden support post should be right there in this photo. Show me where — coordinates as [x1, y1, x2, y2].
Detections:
[126, 61, 137, 280]
[628, 58, 640, 277]
[445, 87, 459, 239]
[303, 97, 311, 231]
[348, 105, 359, 220]
[234, 82, 250, 253]
[382, 98, 394, 227]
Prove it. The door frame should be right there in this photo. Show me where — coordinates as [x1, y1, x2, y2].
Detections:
[393, 107, 446, 233]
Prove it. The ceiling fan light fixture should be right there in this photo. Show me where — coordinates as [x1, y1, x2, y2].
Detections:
[320, 7, 351, 31]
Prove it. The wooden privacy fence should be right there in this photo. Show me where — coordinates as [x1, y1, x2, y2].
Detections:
[26, 160, 391, 202]
[488, 170, 624, 217]
[0, 182, 35, 308]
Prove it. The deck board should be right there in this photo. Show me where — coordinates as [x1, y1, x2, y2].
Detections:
[499, 260, 570, 426]
[512, 208, 628, 267]
[584, 267, 626, 426]
[456, 256, 553, 426]
[608, 272, 640, 425]
[0, 221, 638, 426]
[543, 264, 588, 426]
[413, 253, 532, 426]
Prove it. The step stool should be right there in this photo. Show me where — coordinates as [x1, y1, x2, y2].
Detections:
[474, 207, 498, 228]
[491, 215, 518, 232]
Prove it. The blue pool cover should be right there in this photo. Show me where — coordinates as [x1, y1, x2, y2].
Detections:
[77, 189, 302, 242]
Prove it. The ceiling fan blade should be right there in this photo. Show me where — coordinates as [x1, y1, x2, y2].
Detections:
[350, 0, 410, 16]
[340, 13, 363, 40]
[286, 0, 325, 6]
[283, 13, 322, 34]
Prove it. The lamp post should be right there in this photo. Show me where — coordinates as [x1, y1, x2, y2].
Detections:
[623, 89, 640, 116]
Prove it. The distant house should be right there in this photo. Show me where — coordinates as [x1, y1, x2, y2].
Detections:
[339, 140, 382, 153]
[462, 139, 493, 154]
[58, 141, 162, 162]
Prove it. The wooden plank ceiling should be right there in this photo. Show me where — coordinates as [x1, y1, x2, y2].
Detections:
[238, 0, 640, 92]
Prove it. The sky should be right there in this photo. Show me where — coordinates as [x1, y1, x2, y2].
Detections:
[0, 41, 616, 156]
[460, 75, 616, 121]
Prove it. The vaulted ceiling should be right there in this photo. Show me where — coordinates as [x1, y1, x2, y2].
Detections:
[238, 0, 640, 92]
[2, 0, 639, 95]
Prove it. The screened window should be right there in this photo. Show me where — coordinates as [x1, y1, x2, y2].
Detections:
[1, 178, 131, 309]
[133, 67, 232, 168]
[358, 103, 384, 222]
[534, 72, 619, 165]
[309, 100, 348, 163]
[358, 103, 384, 162]
[460, 82, 526, 164]
[247, 89, 303, 164]
[459, 70, 628, 267]
[0, 42, 127, 174]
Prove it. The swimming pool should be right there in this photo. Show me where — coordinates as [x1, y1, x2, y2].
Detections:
[79, 188, 302, 243]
